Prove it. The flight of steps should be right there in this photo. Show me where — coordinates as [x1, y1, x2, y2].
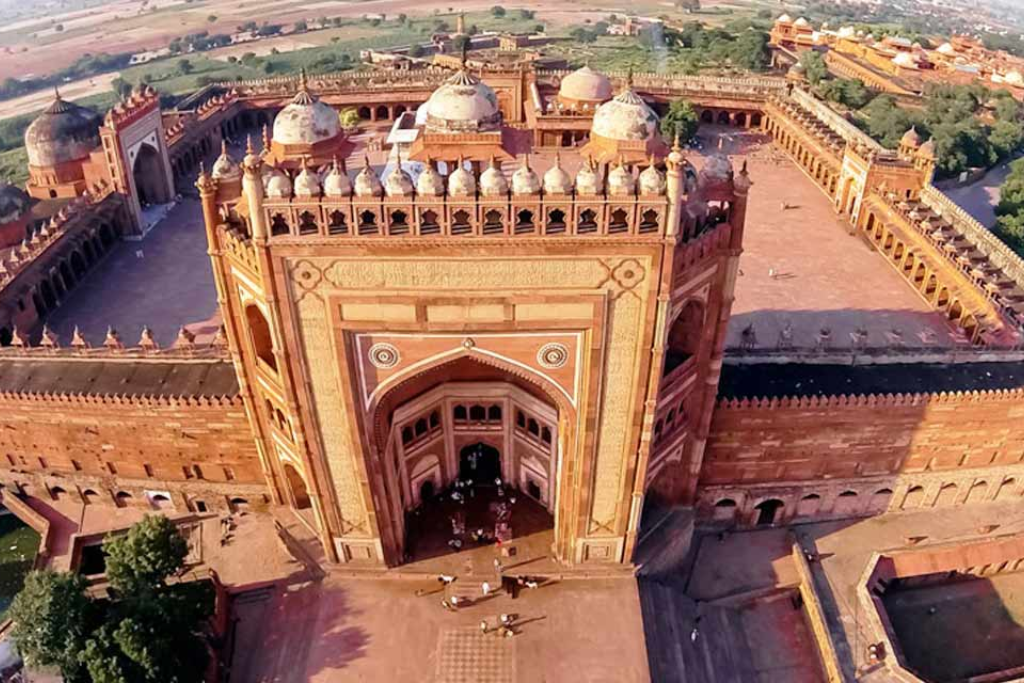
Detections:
[639, 579, 757, 683]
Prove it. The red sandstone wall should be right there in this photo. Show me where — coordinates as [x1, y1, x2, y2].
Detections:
[0, 394, 262, 485]
[702, 391, 1024, 485]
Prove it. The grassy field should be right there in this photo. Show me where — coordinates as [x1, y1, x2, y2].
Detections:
[0, 512, 40, 616]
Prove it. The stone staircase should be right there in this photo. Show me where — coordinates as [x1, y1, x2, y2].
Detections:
[639, 579, 758, 683]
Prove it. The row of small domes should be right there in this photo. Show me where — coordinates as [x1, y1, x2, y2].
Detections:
[248, 156, 670, 200]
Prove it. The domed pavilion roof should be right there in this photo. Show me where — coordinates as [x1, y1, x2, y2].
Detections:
[591, 88, 659, 143]
[423, 69, 501, 134]
[272, 74, 341, 146]
[558, 66, 613, 105]
[25, 90, 102, 168]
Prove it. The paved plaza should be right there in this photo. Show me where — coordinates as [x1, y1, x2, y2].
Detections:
[692, 128, 957, 351]
[44, 198, 219, 347]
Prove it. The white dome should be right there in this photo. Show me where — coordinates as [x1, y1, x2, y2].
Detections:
[777, 14, 792, 23]
[575, 158, 603, 196]
[1007, 70, 1024, 86]
[448, 162, 476, 197]
[479, 158, 509, 196]
[272, 80, 340, 146]
[512, 158, 541, 195]
[543, 155, 572, 194]
[608, 162, 635, 196]
[294, 163, 320, 197]
[901, 126, 922, 147]
[424, 70, 501, 133]
[591, 89, 659, 142]
[937, 42, 956, 55]
[639, 162, 666, 195]
[838, 26, 856, 38]
[385, 163, 415, 197]
[354, 159, 382, 197]
[794, 17, 809, 27]
[892, 52, 917, 68]
[416, 164, 445, 196]
[265, 166, 292, 199]
[323, 162, 351, 197]
[559, 66, 613, 103]
[211, 141, 240, 180]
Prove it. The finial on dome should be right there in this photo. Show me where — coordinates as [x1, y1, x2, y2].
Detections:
[221, 139, 229, 156]
[299, 68, 309, 92]
[53, 84, 62, 100]
[672, 133, 682, 152]
[71, 326, 89, 350]
[245, 135, 254, 156]
[262, 124, 271, 151]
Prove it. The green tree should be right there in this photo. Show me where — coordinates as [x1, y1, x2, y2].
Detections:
[339, 108, 361, 128]
[861, 94, 920, 148]
[519, 8, 535, 19]
[176, 59, 193, 76]
[676, 0, 701, 11]
[799, 50, 828, 86]
[104, 515, 187, 594]
[661, 98, 700, 141]
[491, 5, 506, 17]
[111, 77, 132, 100]
[8, 570, 91, 681]
[206, 14, 217, 23]
[294, 20, 308, 32]
[569, 26, 598, 44]
[991, 119, 1024, 159]
[729, 30, 769, 70]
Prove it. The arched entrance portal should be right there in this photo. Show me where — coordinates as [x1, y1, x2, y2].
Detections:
[372, 354, 568, 566]
[132, 143, 171, 207]
[459, 442, 501, 482]
[283, 463, 311, 510]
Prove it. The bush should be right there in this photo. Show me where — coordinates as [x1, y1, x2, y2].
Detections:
[491, 6, 506, 17]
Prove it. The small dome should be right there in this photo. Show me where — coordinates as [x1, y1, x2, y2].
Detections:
[543, 154, 573, 194]
[575, 158, 603, 196]
[265, 166, 292, 199]
[211, 142, 241, 180]
[777, 14, 793, 23]
[700, 154, 733, 183]
[639, 161, 666, 195]
[354, 159, 382, 197]
[479, 158, 509, 196]
[272, 75, 341, 146]
[447, 161, 476, 197]
[794, 17, 809, 27]
[323, 161, 351, 197]
[25, 91, 102, 168]
[893, 52, 916, 68]
[591, 88, 659, 142]
[901, 126, 922, 148]
[294, 162, 321, 197]
[608, 162, 635, 196]
[1007, 70, 1024, 86]
[937, 42, 956, 55]
[416, 164, 445, 196]
[512, 158, 541, 195]
[385, 163, 415, 197]
[424, 69, 501, 133]
[918, 138, 936, 158]
[0, 183, 30, 224]
[559, 66, 613, 104]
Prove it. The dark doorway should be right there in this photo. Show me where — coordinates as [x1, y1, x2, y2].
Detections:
[527, 479, 542, 501]
[419, 479, 435, 503]
[755, 499, 784, 526]
[459, 442, 501, 482]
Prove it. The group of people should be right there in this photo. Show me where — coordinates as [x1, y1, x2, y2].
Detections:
[436, 570, 543, 613]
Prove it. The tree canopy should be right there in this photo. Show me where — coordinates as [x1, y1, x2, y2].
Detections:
[8, 515, 212, 683]
[995, 158, 1024, 254]
[660, 98, 700, 142]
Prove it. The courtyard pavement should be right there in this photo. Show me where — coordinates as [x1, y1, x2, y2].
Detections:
[43, 198, 219, 347]
[689, 128, 957, 352]
[942, 161, 1015, 229]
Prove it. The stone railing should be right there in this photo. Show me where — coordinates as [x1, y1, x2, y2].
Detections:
[791, 543, 848, 683]
[790, 88, 883, 152]
[539, 69, 787, 98]
[921, 185, 1024, 288]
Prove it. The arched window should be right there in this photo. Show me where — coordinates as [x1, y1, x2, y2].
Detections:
[271, 213, 289, 236]
[578, 209, 598, 234]
[666, 408, 676, 424]
[488, 405, 502, 422]
[664, 300, 704, 377]
[329, 210, 348, 235]
[298, 211, 318, 235]
[516, 411, 526, 428]
[245, 305, 277, 371]
[358, 210, 378, 235]
[451, 209, 472, 235]
[454, 405, 468, 422]
[546, 208, 567, 234]
[527, 418, 540, 436]
[421, 209, 440, 235]
[429, 411, 440, 429]
[483, 209, 503, 234]
[714, 498, 737, 508]
[414, 418, 428, 436]
[469, 405, 486, 421]
[639, 209, 659, 234]
[609, 208, 629, 234]
[540, 426, 552, 444]
[515, 209, 535, 234]
[402, 426, 414, 445]
[390, 210, 410, 235]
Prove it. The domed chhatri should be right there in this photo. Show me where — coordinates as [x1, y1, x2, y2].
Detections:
[294, 160, 322, 198]
[385, 161, 415, 198]
[900, 126, 922, 149]
[479, 157, 509, 196]
[581, 79, 666, 165]
[639, 159, 667, 195]
[323, 159, 352, 197]
[558, 66, 613, 108]
[416, 164, 445, 196]
[448, 159, 477, 197]
[424, 69, 502, 134]
[574, 158, 603, 196]
[264, 165, 293, 199]
[211, 141, 241, 181]
[25, 90, 103, 168]
[354, 158, 383, 197]
[273, 74, 341, 146]
[608, 160, 636, 196]
[543, 154, 573, 195]
[512, 157, 541, 195]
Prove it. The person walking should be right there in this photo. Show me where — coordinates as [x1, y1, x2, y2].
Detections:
[482, 581, 491, 597]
